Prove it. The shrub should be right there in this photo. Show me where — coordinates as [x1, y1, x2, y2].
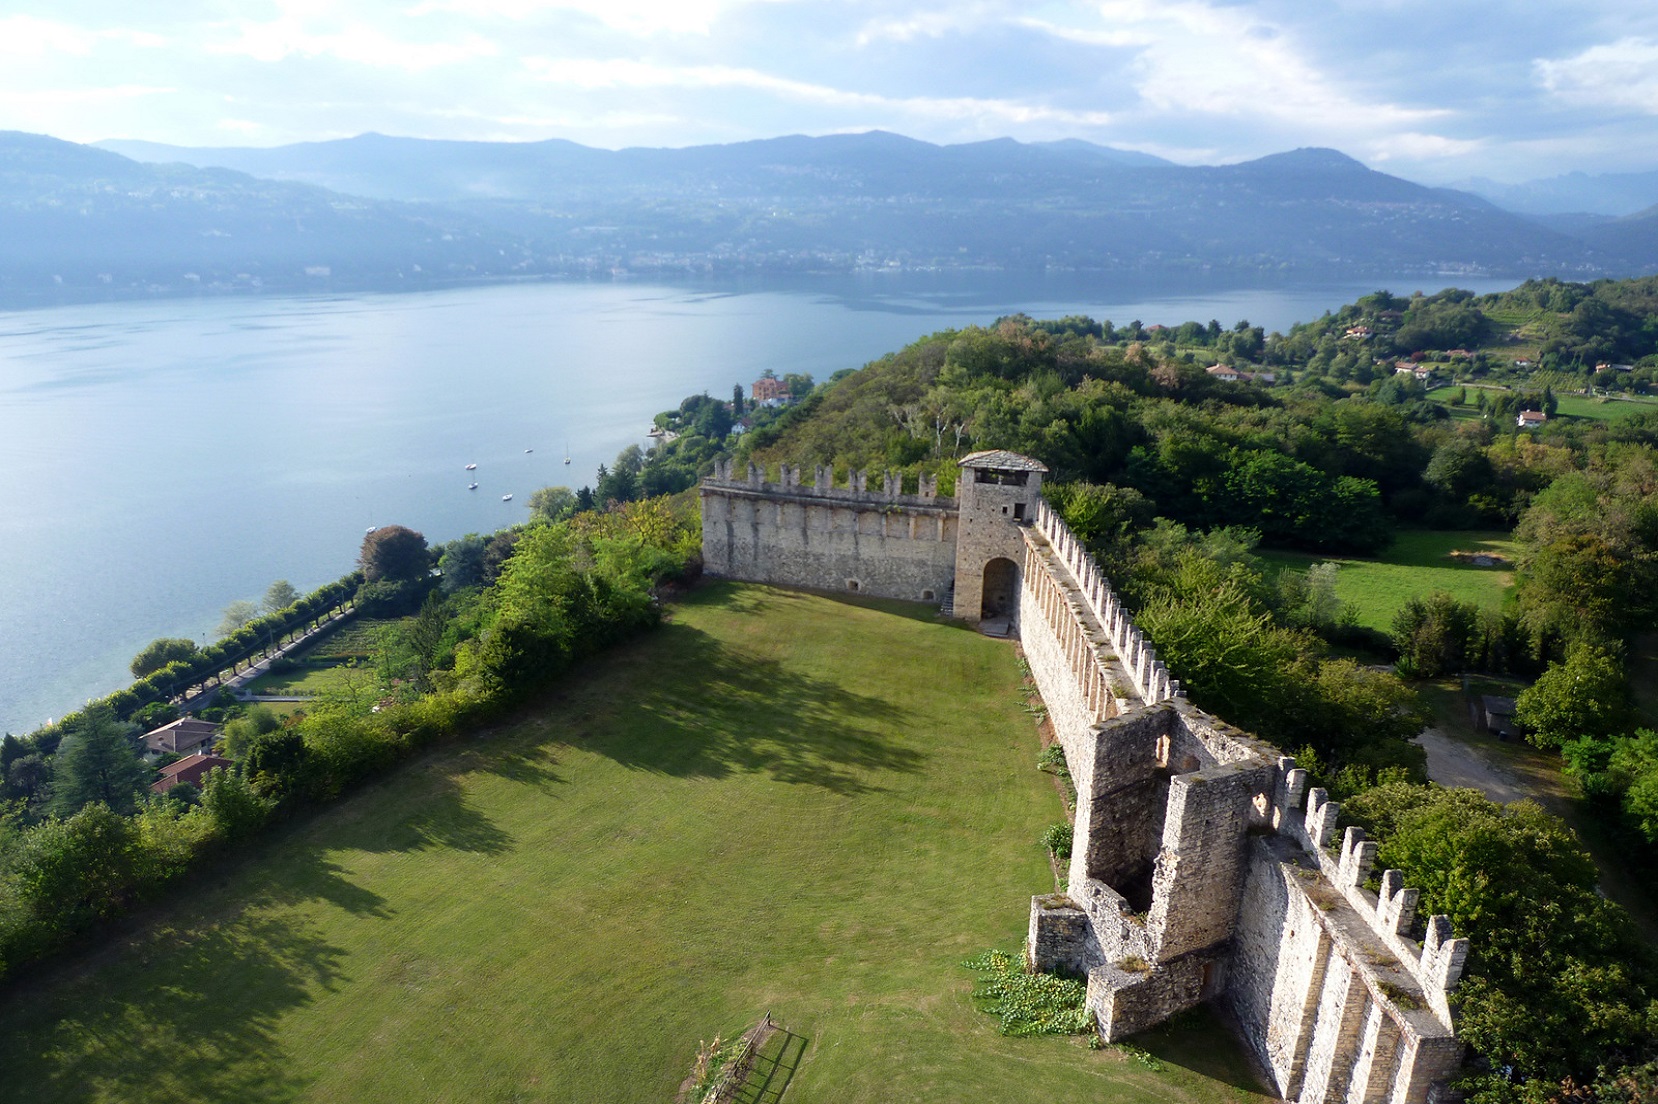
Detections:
[962, 949, 1093, 1036]
[1041, 822, 1073, 859]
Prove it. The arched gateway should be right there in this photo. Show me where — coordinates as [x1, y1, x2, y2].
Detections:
[696, 449, 1046, 629]
[951, 450, 1047, 631]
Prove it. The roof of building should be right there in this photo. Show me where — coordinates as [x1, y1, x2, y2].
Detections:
[957, 450, 1048, 473]
[151, 753, 234, 794]
[145, 718, 219, 741]
[1481, 695, 1516, 715]
[156, 752, 232, 779]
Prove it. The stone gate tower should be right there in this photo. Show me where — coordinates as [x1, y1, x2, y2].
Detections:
[952, 450, 1047, 627]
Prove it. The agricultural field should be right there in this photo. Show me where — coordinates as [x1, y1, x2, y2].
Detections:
[243, 619, 403, 697]
[0, 583, 1272, 1104]
[1257, 530, 1519, 633]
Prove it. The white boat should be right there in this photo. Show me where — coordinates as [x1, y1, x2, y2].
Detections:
[468, 482, 478, 490]
[525, 448, 533, 453]
[465, 463, 477, 471]
[563, 442, 571, 465]
[502, 493, 513, 501]
[366, 526, 377, 534]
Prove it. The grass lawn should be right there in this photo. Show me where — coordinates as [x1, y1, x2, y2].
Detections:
[243, 661, 368, 697]
[0, 583, 1272, 1104]
[1425, 385, 1657, 423]
[1257, 529, 1518, 632]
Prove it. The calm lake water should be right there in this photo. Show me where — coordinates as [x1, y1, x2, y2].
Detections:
[0, 272, 1519, 735]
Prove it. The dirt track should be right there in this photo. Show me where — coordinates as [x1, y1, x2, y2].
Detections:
[1412, 726, 1530, 804]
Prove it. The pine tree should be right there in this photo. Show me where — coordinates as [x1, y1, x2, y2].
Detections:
[50, 707, 150, 817]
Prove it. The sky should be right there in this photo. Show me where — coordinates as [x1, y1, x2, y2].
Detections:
[5, 0, 1658, 184]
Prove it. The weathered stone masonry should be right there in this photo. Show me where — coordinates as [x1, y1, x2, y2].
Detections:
[699, 450, 1466, 1104]
[1022, 498, 1465, 1103]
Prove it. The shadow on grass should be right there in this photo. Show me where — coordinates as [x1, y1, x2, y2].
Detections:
[578, 595, 926, 795]
[734, 1028, 808, 1104]
[1133, 1005, 1276, 1098]
[0, 855, 364, 1104]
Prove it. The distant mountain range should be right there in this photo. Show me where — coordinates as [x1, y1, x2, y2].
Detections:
[2, 128, 1653, 307]
[1453, 170, 1658, 218]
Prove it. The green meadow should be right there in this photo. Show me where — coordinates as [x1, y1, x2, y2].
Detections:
[1257, 530, 1519, 633]
[1426, 385, 1658, 422]
[0, 583, 1271, 1104]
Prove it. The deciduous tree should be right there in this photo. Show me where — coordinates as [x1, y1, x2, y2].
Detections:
[358, 525, 430, 584]
[129, 637, 200, 679]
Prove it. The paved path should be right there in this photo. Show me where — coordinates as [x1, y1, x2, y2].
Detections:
[178, 608, 355, 713]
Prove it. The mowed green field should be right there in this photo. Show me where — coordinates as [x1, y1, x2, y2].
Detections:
[0, 583, 1271, 1104]
[1257, 530, 1519, 632]
[1426, 385, 1658, 422]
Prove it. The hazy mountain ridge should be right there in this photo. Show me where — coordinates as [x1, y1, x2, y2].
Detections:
[0, 131, 554, 303]
[1454, 169, 1658, 217]
[1, 129, 1647, 306]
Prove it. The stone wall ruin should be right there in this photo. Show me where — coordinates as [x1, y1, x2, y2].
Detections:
[698, 450, 1465, 1103]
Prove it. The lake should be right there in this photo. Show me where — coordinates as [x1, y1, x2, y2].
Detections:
[0, 272, 1519, 736]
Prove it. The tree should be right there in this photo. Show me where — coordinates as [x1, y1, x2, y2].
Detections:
[262, 579, 299, 615]
[240, 728, 310, 801]
[358, 525, 430, 584]
[216, 600, 259, 639]
[1391, 592, 1479, 678]
[437, 533, 488, 592]
[527, 485, 577, 524]
[129, 637, 200, 679]
[1341, 781, 1654, 1098]
[1514, 638, 1631, 750]
[49, 707, 149, 818]
[11, 802, 143, 934]
[731, 383, 744, 416]
[220, 705, 281, 760]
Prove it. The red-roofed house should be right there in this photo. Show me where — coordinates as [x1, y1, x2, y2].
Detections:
[751, 376, 790, 404]
[151, 753, 233, 794]
[1517, 410, 1548, 429]
[1206, 364, 1241, 382]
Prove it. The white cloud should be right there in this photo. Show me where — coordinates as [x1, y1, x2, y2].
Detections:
[211, 18, 499, 69]
[405, 0, 786, 35]
[0, 15, 95, 57]
[1022, 1, 1446, 133]
[523, 56, 1115, 126]
[0, 84, 174, 108]
[855, 6, 998, 46]
[1365, 131, 1484, 163]
[1536, 37, 1658, 113]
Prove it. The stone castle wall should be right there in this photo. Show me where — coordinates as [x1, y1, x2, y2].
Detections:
[699, 460, 959, 603]
[1019, 505, 1464, 1104]
[695, 453, 1466, 1103]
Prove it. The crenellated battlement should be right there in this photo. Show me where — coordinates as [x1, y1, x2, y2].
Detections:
[699, 458, 960, 605]
[1017, 493, 1464, 1102]
[1030, 501, 1180, 706]
[1274, 770, 1469, 1024]
[706, 458, 947, 507]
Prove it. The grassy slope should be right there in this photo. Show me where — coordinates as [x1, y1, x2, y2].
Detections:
[0, 583, 1271, 1104]
[1426, 385, 1658, 422]
[1257, 530, 1518, 632]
